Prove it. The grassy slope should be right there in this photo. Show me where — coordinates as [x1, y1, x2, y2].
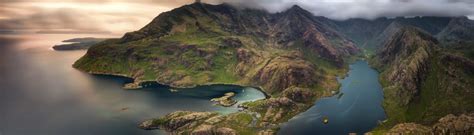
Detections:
[371, 50, 474, 133]
[74, 15, 242, 84]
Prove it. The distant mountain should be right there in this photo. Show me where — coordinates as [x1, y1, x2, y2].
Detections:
[436, 17, 474, 59]
[437, 16, 474, 44]
[53, 37, 108, 51]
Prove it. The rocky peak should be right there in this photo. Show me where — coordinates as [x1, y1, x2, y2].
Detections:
[280, 5, 315, 22]
[285, 5, 310, 15]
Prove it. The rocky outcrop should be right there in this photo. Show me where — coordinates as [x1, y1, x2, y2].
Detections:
[266, 97, 297, 108]
[387, 123, 432, 134]
[282, 86, 315, 103]
[388, 113, 474, 134]
[138, 111, 218, 132]
[123, 82, 142, 89]
[253, 53, 320, 94]
[140, 111, 258, 134]
[432, 113, 474, 134]
[258, 97, 301, 125]
[191, 125, 237, 135]
[211, 92, 237, 107]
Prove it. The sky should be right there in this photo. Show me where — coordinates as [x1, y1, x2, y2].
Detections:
[1, 0, 473, 35]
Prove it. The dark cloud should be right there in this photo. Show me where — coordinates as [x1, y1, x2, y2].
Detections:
[209, 0, 474, 20]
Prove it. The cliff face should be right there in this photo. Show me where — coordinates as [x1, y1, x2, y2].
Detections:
[372, 26, 474, 132]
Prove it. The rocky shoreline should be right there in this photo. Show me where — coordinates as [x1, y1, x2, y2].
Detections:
[78, 65, 339, 134]
[137, 86, 324, 134]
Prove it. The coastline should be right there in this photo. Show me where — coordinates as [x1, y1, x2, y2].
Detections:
[74, 65, 345, 134]
[81, 70, 273, 99]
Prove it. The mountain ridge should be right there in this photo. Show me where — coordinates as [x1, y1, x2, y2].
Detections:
[371, 26, 474, 133]
[73, 2, 474, 134]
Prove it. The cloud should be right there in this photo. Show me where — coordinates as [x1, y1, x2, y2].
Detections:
[208, 0, 474, 20]
[0, 1, 182, 34]
[1, 0, 473, 35]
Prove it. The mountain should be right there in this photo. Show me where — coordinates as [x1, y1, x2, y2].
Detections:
[73, 2, 474, 134]
[372, 27, 438, 105]
[371, 26, 474, 133]
[437, 16, 474, 44]
[74, 3, 357, 92]
[436, 17, 474, 59]
[73, 3, 355, 134]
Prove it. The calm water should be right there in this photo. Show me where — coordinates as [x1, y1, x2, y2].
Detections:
[0, 34, 265, 135]
[279, 60, 386, 135]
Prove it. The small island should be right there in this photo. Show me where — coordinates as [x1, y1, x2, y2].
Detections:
[211, 92, 237, 107]
[52, 37, 107, 51]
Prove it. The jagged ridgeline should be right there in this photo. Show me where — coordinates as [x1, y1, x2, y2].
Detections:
[73, 3, 358, 94]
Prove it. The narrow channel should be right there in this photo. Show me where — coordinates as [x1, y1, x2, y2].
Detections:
[279, 60, 387, 134]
